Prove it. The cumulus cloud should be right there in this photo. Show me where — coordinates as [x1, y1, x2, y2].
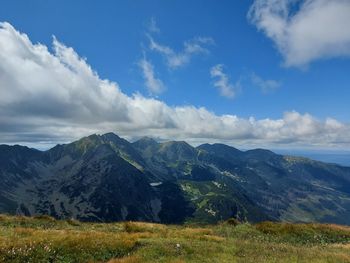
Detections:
[248, 0, 350, 67]
[148, 35, 214, 69]
[138, 57, 165, 95]
[1, 22, 350, 149]
[210, 64, 239, 98]
[251, 73, 281, 93]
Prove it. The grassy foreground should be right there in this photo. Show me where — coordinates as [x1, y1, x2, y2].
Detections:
[0, 215, 350, 262]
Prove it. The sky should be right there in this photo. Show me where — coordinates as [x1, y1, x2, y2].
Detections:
[0, 0, 350, 151]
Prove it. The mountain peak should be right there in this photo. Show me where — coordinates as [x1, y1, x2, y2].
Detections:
[100, 132, 126, 144]
[134, 136, 159, 145]
[101, 132, 120, 139]
[197, 143, 243, 160]
[159, 140, 195, 154]
[157, 140, 197, 162]
[161, 140, 192, 148]
[74, 134, 102, 147]
[244, 148, 277, 158]
[132, 137, 160, 154]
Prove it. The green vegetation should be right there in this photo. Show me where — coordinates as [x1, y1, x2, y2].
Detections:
[1, 215, 350, 262]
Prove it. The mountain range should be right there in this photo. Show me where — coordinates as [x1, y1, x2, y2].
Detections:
[1, 132, 350, 225]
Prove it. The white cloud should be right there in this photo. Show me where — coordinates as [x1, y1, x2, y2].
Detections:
[248, 0, 350, 67]
[1, 22, 350, 149]
[148, 17, 160, 33]
[138, 57, 165, 95]
[148, 35, 214, 69]
[210, 64, 239, 98]
[251, 73, 280, 93]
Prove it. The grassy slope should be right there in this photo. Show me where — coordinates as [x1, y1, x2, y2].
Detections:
[0, 215, 350, 263]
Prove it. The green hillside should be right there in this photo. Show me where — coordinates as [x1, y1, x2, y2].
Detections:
[1, 215, 350, 263]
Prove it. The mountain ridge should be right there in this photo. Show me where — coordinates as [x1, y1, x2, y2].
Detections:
[1, 132, 350, 225]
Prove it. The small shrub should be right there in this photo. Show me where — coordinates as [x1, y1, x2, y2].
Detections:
[66, 218, 81, 226]
[124, 222, 145, 233]
[33, 215, 56, 221]
[225, 218, 241, 226]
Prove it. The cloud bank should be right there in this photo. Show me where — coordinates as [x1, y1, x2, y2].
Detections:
[248, 0, 350, 67]
[0, 22, 350, 149]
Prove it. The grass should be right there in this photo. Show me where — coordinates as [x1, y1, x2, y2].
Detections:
[0, 215, 350, 262]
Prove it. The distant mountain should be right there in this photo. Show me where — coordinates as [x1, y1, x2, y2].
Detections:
[1, 133, 350, 224]
[274, 150, 350, 167]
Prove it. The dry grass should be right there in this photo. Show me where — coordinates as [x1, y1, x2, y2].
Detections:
[255, 221, 350, 245]
[124, 221, 167, 234]
[0, 215, 349, 262]
[0, 224, 138, 262]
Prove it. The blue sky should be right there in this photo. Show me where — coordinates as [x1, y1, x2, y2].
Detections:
[0, 0, 350, 151]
